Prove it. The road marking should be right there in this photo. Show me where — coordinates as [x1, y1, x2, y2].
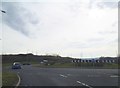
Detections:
[110, 75, 119, 78]
[15, 74, 21, 88]
[60, 74, 67, 78]
[76, 81, 82, 84]
[103, 73, 111, 75]
[67, 74, 71, 76]
[103, 73, 119, 77]
[77, 81, 93, 88]
[88, 75, 100, 77]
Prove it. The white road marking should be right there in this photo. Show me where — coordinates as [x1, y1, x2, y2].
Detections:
[103, 73, 119, 77]
[60, 74, 67, 78]
[77, 81, 93, 88]
[76, 81, 82, 84]
[15, 74, 21, 88]
[67, 74, 71, 76]
[81, 83, 86, 86]
[103, 73, 111, 75]
[110, 75, 119, 78]
[88, 75, 100, 77]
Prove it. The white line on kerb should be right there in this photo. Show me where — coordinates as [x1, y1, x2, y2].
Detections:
[77, 81, 93, 88]
[60, 74, 67, 78]
[15, 74, 21, 88]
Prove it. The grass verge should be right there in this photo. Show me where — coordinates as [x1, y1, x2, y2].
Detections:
[2, 72, 18, 86]
[33, 63, 119, 69]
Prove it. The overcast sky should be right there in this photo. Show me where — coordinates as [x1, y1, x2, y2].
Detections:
[0, 0, 118, 58]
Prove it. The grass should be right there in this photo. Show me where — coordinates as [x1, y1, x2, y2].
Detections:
[33, 63, 74, 68]
[34, 62, 119, 69]
[30, 61, 40, 64]
[2, 62, 19, 87]
[2, 72, 18, 86]
[2, 63, 12, 67]
[0, 72, 2, 87]
[3, 62, 119, 69]
[49, 63, 75, 68]
[103, 63, 118, 69]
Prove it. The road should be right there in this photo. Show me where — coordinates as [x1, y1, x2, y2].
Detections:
[5, 65, 119, 87]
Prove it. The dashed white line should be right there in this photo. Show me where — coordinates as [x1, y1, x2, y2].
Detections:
[81, 83, 86, 86]
[110, 75, 119, 78]
[60, 74, 67, 78]
[76, 81, 82, 84]
[102, 73, 119, 78]
[77, 81, 93, 88]
[88, 75, 100, 77]
[67, 74, 71, 76]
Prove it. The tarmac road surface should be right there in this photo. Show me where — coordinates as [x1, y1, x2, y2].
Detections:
[8, 65, 119, 87]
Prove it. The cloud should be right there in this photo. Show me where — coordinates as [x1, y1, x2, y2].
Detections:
[87, 38, 104, 42]
[98, 30, 117, 34]
[97, 2, 118, 9]
[89, 0, 118, 9]
[112, 21, 117, 27]
[1, 1, 118, 57]
[2, 2, 39, 37]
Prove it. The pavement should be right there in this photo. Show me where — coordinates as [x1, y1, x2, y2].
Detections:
[3, 65, 119, 87]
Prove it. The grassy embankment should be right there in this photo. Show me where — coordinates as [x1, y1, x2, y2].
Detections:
[33, 62, 119, 68]
[2, 63, 19, 87]
[2, 61, 119, 69]
[0, 72, 2, 87]
[2, 72, 18, 86]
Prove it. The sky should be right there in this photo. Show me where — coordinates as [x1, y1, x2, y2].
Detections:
[0, 0, 118, 58]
